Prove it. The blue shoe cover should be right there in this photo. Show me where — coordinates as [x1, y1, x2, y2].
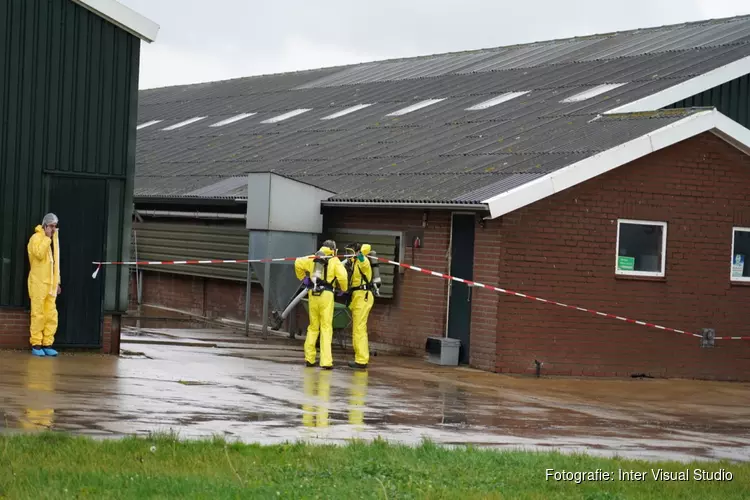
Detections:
[31, 348, 46, 357]
[43, 348, 58, 357]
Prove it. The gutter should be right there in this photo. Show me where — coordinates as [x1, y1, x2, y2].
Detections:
[321, 201, 489, 211]
[135, 209, 246, 221]
[134, 196, 244, 207]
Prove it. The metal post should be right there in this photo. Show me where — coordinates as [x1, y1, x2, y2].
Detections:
[244, 260, 252, 337]
[134, 229, 141, 334]
[262, 258, 271, 339]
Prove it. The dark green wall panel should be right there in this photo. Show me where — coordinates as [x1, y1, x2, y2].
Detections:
[0, 0, 140, 309]
[665, 75, 750, 128]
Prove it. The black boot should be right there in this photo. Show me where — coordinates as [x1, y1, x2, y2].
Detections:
[305, 361, 318, 368]
[348, 361, 368, 370]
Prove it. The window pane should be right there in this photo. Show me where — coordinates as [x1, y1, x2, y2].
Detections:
[732, 230, 750, 279]
[618, 223, 664, 273]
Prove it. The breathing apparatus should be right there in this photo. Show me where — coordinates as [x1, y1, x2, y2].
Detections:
[311, 249, 326, 291]
[348, 242, 381, 297]
[368, 249, 382, 296]
[310, 240, 337, 295]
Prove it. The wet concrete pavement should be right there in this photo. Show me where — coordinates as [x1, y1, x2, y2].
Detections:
[2, 327, 750, 463]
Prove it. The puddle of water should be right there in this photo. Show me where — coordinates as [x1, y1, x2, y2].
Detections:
[2, 338, 750, 463]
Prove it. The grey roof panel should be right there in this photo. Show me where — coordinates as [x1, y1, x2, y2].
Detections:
[184, 176, 249, 198]
[453, 173, 547, 202]
[134, 15, 750, 205]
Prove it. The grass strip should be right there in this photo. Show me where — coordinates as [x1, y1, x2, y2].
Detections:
[0, 432, 747, 499]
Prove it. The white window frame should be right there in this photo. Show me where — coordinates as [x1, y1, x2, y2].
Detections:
[730, 227, 750, 283]
[615, 219, 668, 278]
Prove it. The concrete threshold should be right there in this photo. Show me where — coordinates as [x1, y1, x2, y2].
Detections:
[125, 304, 413, 357]
[121, 336, 218, 348]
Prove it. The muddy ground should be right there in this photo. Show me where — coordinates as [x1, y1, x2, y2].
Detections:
[2, 327, 749, 463]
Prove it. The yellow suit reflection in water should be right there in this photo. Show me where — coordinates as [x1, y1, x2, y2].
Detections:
[303, 369, 332, 428]
[22, 357, 56, 430]
[302, 369, 369, 429]
[348, 370, 368, 428]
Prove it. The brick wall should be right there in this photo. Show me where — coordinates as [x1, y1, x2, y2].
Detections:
[469, 220, 502, 371]
[0, 309, 29, 348]
[319, 209, 453, 356]
[131, 271, 265, 323]
[0, 308, 116, 353]
[492, 132, 750, 380]
[125, 133, 750, 380]
[128, 213, 456, 358]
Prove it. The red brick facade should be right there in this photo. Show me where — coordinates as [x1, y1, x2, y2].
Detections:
[119, 132, 750, 380]
[129, 271, 265, 323]
[0, 308, 118, 353]
[489, 133, 750, 380]
[0, 309, 29, 348]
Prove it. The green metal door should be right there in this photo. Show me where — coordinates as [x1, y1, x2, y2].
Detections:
[48, 176, 107, 347]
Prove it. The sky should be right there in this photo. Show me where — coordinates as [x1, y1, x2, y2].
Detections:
[119, 0, 750, 90]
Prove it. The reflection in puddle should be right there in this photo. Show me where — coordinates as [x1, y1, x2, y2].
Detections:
[302, 369, 332, 428]
[301, 369, 371, 430]
[349, 371, 368, 428]
[21, 357, 56, 430]
[1, 340, 750, 463]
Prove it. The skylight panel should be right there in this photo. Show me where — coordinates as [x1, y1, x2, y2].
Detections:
[385, 98, 445, 117]
[137, 120, 162, 130]
[560, 83, 628, 103]
[466, 91, 529, 111]
[209, 113, 256, 127]
[260, 109, 311, 124]
[321, 104, 373, 120]
[161, 117, 207, 130]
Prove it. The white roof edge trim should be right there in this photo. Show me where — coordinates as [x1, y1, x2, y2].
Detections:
[70, 0, 160, 43]
[605, 55, 750, 114]
[482, 109, 750, 219]
[709, 111, 750, 156]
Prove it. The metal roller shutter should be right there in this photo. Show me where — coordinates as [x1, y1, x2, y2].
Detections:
[131, 220, 256, 282]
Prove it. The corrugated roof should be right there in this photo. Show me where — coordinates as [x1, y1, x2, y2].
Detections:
[134, 15, 750, 205]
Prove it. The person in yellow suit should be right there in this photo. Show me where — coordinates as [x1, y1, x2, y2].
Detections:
[345, 242, 380, 370]
[27, 213, 62, 357]
[294, 240, 348, 370]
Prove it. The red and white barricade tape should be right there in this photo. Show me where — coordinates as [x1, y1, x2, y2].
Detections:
[90, 253, 749, 341]
[90, 254, 355, 279]
[372, 257, 750, 342]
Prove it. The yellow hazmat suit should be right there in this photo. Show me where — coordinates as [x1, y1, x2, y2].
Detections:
[349, 244, 374, 366]
[27, 225, 61, 347]
[294, 246, 348, 368]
